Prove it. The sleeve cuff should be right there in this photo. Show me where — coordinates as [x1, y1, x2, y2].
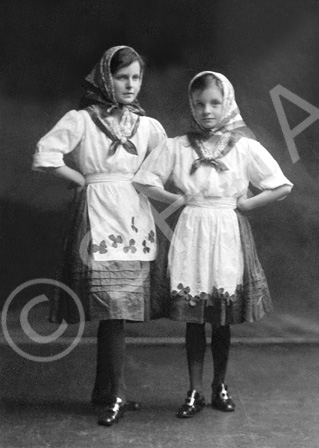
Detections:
[32, 152, 65, 171]
[133, 170, 164, 189]
[259, 174, 293, 190]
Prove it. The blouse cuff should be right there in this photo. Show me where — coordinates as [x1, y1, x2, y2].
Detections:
[259, 174, 293, 190]
[133, 170, 164, 189]
[32, 152, 65, 171]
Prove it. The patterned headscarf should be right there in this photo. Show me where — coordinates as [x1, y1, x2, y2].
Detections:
[188, 70, 246, 135]
[79, 45, 145, 116]
[187, 71, 253, 174]
[79, 46, 145, 155]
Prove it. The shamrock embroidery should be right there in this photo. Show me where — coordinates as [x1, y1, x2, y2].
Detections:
[131, 217, 138, 233]
[109, 234, 123, 248]
[148, 230, 155, 243]
[171, 283, 203, 307]
[92, 240, 108, 254]
[172, 283, 191, 299]
[189, 292, 207, 307]
[123, 239, 137, 253]
[142, 240, 150, 253]
[211, 286, 235, 305]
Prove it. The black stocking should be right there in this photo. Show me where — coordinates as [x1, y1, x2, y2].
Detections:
[93, 319, 126, 402]
[210, 324, 231, 391]
[185, 323, 206, 394]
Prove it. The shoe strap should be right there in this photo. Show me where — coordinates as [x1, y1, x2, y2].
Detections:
[186, 390, 197, 407]
[219, 384, 231, 400]
[109, 397, 122, 412]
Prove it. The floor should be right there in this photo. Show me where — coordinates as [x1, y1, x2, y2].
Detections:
[1, 340, 319, 448]
[1, 302, 319, 448]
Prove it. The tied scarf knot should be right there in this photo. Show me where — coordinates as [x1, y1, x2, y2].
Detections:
[109, 138, 137, 156]
[190, 157, 229, 175]
[85, 106, 140, 157]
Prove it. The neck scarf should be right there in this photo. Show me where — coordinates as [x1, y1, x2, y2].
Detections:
[187, 71, 251, 174]
[80, 45, 145, 155]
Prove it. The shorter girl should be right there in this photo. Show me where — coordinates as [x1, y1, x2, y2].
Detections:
[32, 46, 166, 427]
[133, 71, 293, 418]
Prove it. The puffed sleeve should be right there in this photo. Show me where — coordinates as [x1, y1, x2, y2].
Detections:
[134, 138, 176, 189]
[146, 118, 167, 154]
[32, 110, 84, 171]
[246, 139, 293, 190]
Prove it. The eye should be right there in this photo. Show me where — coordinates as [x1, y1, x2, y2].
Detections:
[114, 74, 126, 81]
[133, 75, 140, 80]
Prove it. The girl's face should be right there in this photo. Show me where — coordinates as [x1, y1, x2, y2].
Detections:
[191, 84, 223, 129]
[112, 61, 142, 105]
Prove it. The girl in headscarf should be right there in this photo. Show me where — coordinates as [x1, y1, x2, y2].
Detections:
[32, 46, 166, 426]
[134, 71, 293, 418]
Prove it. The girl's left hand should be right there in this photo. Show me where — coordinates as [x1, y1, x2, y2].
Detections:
[237, 189, 253, 212]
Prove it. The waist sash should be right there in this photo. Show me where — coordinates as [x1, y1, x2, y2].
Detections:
[85, 173, 134, 184]
[186, 196, 237, 209]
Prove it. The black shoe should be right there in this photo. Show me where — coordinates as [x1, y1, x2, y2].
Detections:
[176, 390, 206, 418]
[211, 384, 235, 412]
[92, 394, 141, 411]
[98, 398, 125, 427]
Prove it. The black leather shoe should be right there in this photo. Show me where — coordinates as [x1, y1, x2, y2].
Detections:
[92, 394, 141, 411]
[98, 398, 125, 427]
[211, 384, 235, 412]
[176, 390, 206, 418]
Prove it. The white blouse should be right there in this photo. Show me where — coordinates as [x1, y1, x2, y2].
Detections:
[33, 109, 167, 262]
[134, 135, 293, 198]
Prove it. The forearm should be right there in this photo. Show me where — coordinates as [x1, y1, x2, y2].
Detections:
[54, 165, 86, 187]
[238, 185, 292, 212]
[134, 182, 184, 205]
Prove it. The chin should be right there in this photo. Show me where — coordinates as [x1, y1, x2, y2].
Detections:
[120, 95, 137, 105]
[201, 124, 214, 130]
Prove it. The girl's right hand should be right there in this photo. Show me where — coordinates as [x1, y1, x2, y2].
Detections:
[67, 181, 85, 191]
[54, 166, 86, 188]
[182, 192, 194, 204]
[71, 171, 86, 188]
[173, 192, 193, 208]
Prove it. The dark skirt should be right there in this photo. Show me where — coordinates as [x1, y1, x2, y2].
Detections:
[50, 188, 153, 323]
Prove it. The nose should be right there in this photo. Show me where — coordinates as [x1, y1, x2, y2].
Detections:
[126, 77, 133, 89]
[203, 104, 210, 115]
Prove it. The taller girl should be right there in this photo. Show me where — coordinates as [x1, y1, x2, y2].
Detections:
[33, 46, 166, 426]
[134, 71, 293, 417]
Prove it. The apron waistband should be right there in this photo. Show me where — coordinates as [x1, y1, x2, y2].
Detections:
[85, 173, 134, 184]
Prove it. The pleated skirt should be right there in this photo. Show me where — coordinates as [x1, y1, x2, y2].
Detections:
[50, 188, 158, 323]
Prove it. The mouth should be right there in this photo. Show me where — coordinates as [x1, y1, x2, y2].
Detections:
[201, 118, 216, 127]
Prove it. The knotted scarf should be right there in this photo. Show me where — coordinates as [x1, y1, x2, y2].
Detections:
[86, 105, 140, 155]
